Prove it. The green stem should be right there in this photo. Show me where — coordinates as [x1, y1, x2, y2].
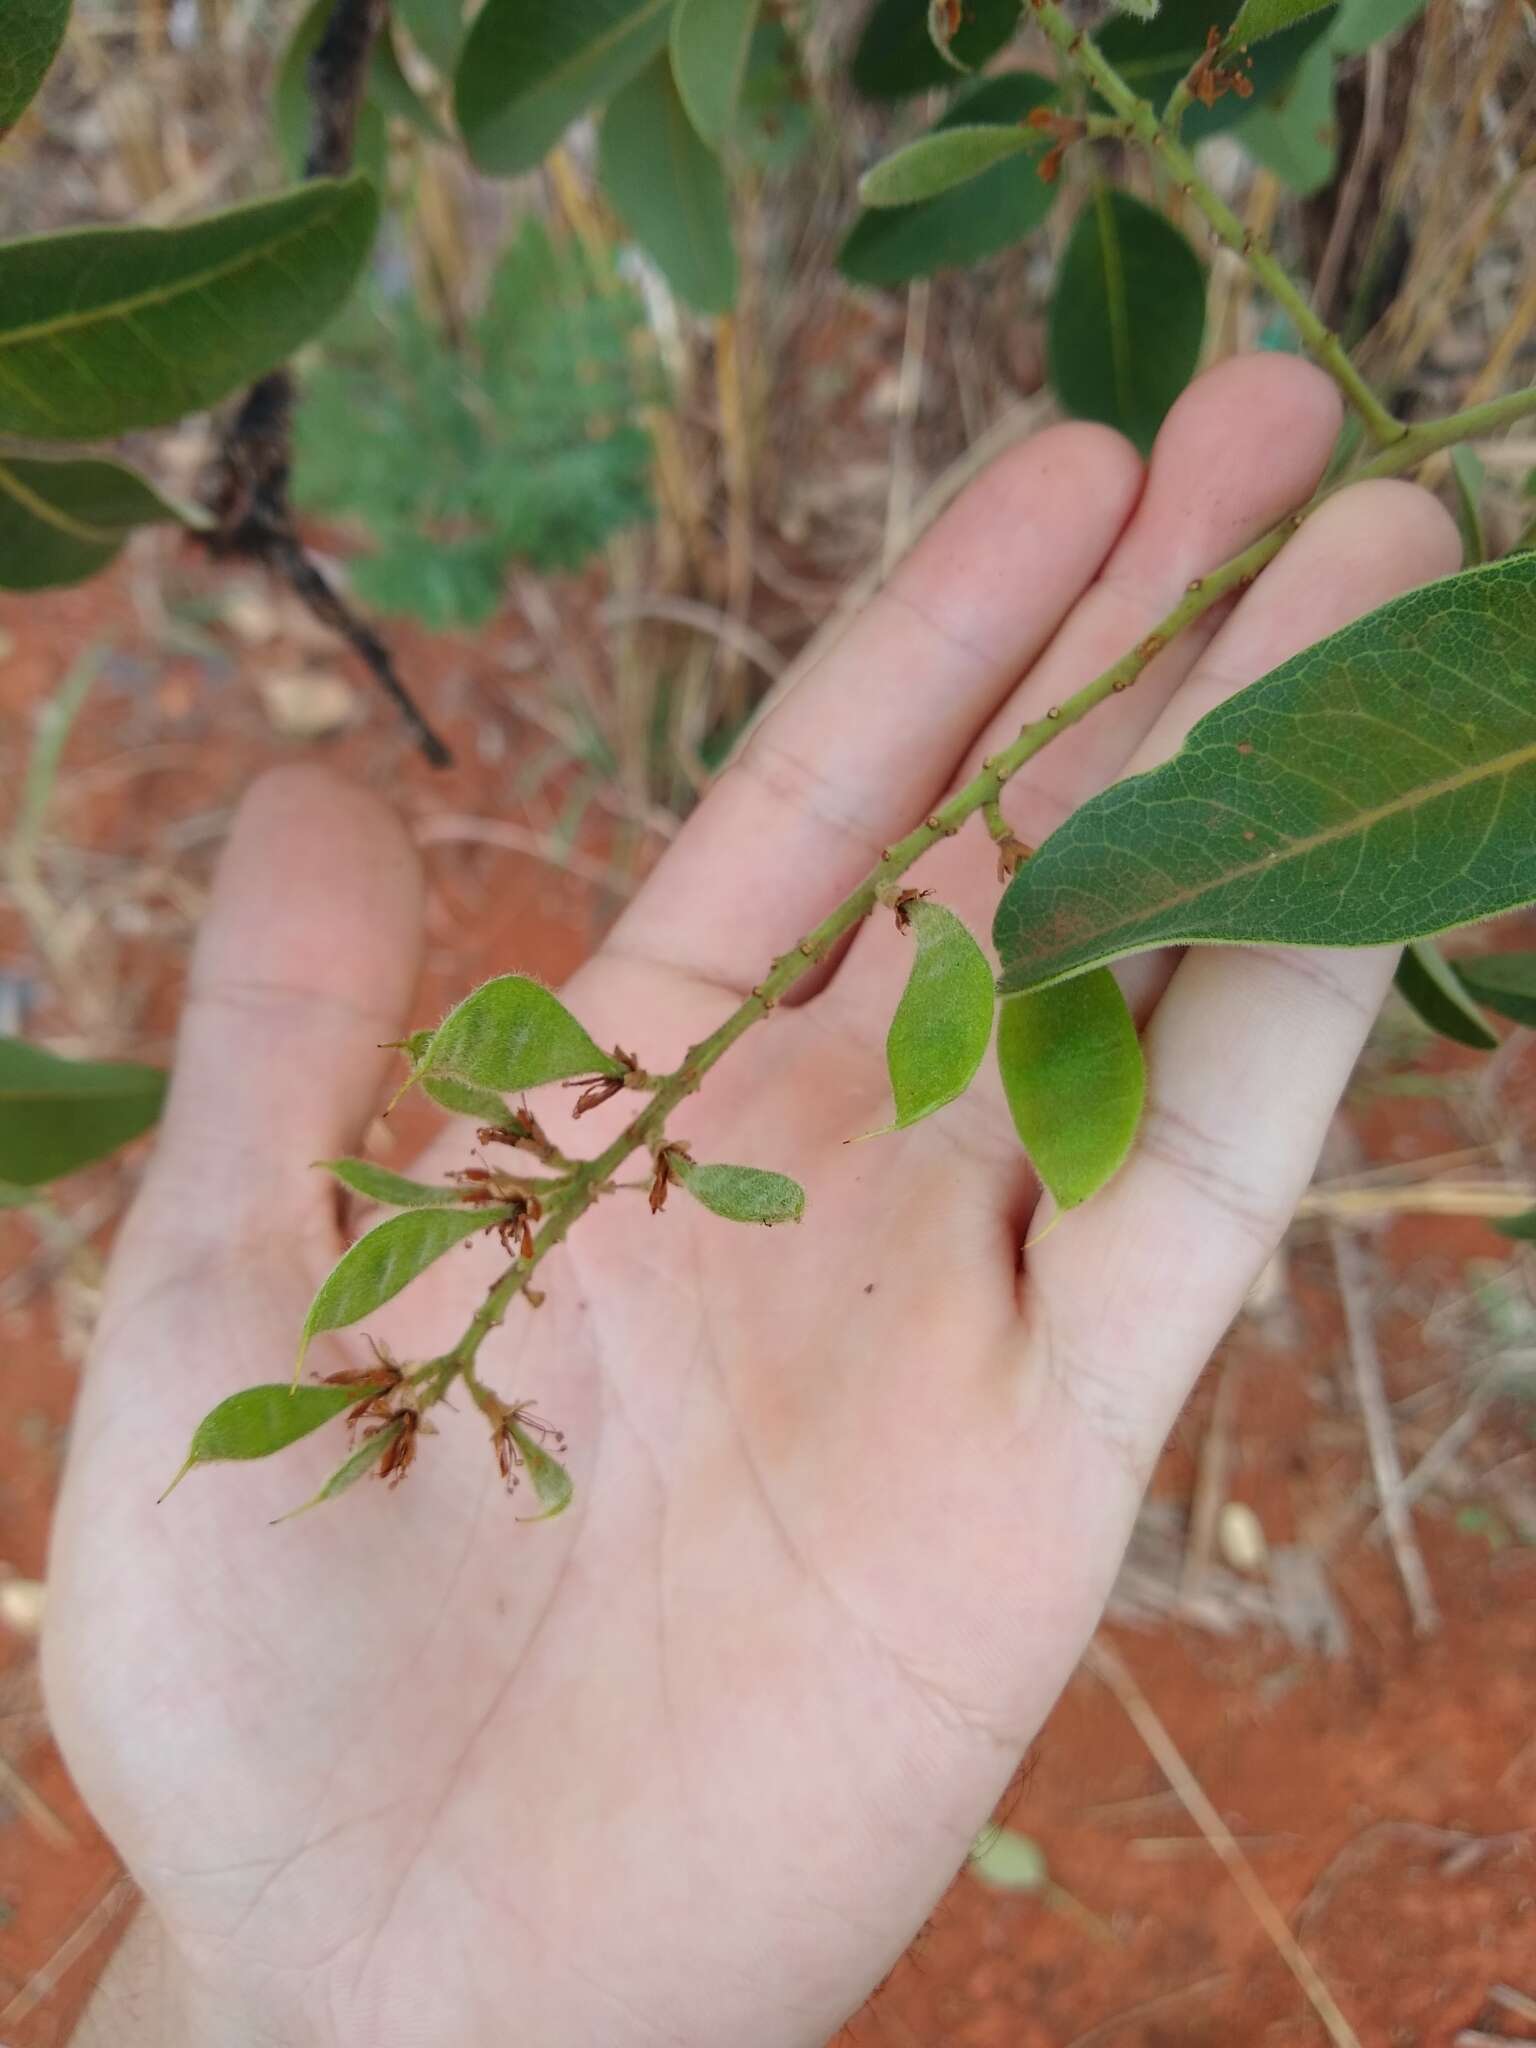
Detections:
[1030, 0, 1404, 447]
[418, 382, 1536, 1403]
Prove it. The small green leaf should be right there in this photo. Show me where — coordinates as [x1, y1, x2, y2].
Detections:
[0, 1036, 164, 1187]
[599, 52, 737, 315]
[858, 124, 1035, 209]
[996, 971, 1145, 1212]
[840, 74, 1059, 289]
[1450, 446, 1486, 567]
[298, 1205, 508, 1369]
[419, 975, 620, 1094]
[1231, 38, 1335, 195]
[318, 1158, 477, 1208]
[1494, 1208, 1536, 1243]
[162, 1381, 386, 1499]
[1328, 0, 1423, 54]
[995, 558, 1536, 996]
[673, 1157, 806, 1224]
[0, 454, 202, 592]
[851, 0, 1019, 100]
[1229, 0, 1333, 44]
[0, 177, 379, 440]
[274, 1416, 407, 1521]
[422, 1074, 515, 1124]
[509, 1417, 574, 1519]
[1, 0, 71, 136]
[1047, 187, 1205, 455]
[1453, 953, 1536, 1029]
[1394, 942, 1498, 1051]
[671, 0, 759, 145]
[1096, 0, 1338, 140]
[969, 1827, 1049, 1892]
[881, 899, 995, 1130]
[394, 0, 464, 71]
[455, 0, 672, 177]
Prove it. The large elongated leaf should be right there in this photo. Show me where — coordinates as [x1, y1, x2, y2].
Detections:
[416, 975, 621, 1094]
[1096, 0, 1337, 139]
[1454, 953, 1536, 1029]
[0, 455, 198, 591]
[1, 0, 70, 136]
[671, 0, 759, 145]
[162, 1380, 389, 1498]
[880, 899, 995, 1130]
[858, 124, 1035, 209]
[1394, 942, 1498, 1051]
[298, 1205, 508, 1368]
[599, 52, 737, 315]
[0, 177, 378, 440]
[996, 971, 1144, 1210]
[455, 0, 672, 176]
[840, 74, 1059, 289]
[851, 0, 1019, 100]
[996, 558, 1536, 995]
[0, 1036, 165, 1186]
[1047, 187, 1205, 455]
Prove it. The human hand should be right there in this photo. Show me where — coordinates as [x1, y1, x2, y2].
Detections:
[46, 355, 1458, 2047]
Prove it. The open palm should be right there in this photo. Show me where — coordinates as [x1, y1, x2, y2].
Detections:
[46, 357, 1457, 2048]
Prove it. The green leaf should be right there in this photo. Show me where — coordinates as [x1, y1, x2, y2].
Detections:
[671, 0, 759, 145]
[369, 23, 449, 139]
[1394, 942, 1498, 1051]
[880, 899, 995, 1130]
[318, 1158, 478, 1208]
[1328, 0, 1423, 54]
[422, 1073, 516, 1124]
[1451, 446, 1486, 567]
[274, 1416, 407, 1521]
[0, 1180, 37, 1209]
[673, 1157, 806, 1224]
[0, 177, 379, 440]
[996, 971, 1145, 1210]
[455, 0, 672, 177]
[1453, 953, 1536, 1029]
[969, 1826, 1049, 1891]
[1229, 0, 1333, 44]
[394, 0, 464, 71]
[840, 74, 1059, 289]
[509, 1417, 574, 1519]
[599, 52, 737, 315]
[1494, 1207, 1536, 1242]
[1, 0, 70, 136]
[1231, 38, 1335, 195]
[1096, 0, 1337, 139]
[735, 18, 814, 171]
[995, 557, 1536, 996]
[0, 1037, 164, 1186]
[0, 454, 201, 592]
[858, 124, 1035, 209]
[851, 0, 1020, 100]
[1048, 186, 1205, 456]
[417, 974, 621, 1095]
[162, 1380, 387, 1499]
[298, 1205, 507, 1368]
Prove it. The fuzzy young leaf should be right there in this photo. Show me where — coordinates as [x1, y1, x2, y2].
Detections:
[1, 0, 71, 136]
[0, 178, 378, 440]
[319, 1158, 479, 1209]
[599, 52, 737, 315]
[1047, 188, 1205, 456]
[1231, 39, 1335, 195]
[858, 125, 1035, 209]
[422, 1074, 516, 1124]
[996, 971, 1144, 1211]
[1494, 1208, 1536, 1243]
[1453, 953, 1536, 1030]
[419, 975, 621, 1094]
[880, 899, 995, 1130]
[840, 74, 1059, 289]
[455, 0, 672, 176]
[298, 1206, 509, 1369]
[673, 1158, 806, 1224]
[162, 1381, 387, 1499]
[1451, 446, 1486, 566]
[1096, 0, 1337, 139]
[969, 1827, 1049, 1892]
[996, 558, 1536, 996]
[671, 0, 759, 145]
[1228, 0, 1333, 44]
[509, 1418, 574, 1520]
[851, 0, 1019, 100]
[275, 1417, 407, 1522]
[1394, 943, 1498, 1052]
[0, 1036, 164, 1187]
[0, 454, 202, 592]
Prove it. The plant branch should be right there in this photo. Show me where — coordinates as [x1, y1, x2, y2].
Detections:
[1029, 0, 1405, 447]
[418, 383, 1536, 1403]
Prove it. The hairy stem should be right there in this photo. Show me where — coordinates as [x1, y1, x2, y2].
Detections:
[419, 384, 1536, 1402]
[1028, 0, 1405, 447]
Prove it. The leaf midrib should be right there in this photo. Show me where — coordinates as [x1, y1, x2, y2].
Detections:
[487, 0, 672, 119]
[1093, 185, 1135, 432]
[0, 458, 118, 544]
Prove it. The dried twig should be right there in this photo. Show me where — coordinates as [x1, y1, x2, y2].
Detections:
[1060, 1971, 1229, 2048]
[0, 1876, 134, 2025]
